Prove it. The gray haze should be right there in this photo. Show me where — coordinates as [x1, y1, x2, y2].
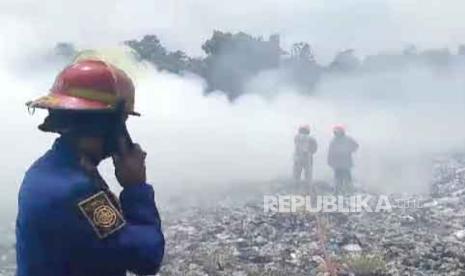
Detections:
[1, 0, 465, 218]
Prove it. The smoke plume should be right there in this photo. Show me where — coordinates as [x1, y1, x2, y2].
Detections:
[2, 0, 465, 218]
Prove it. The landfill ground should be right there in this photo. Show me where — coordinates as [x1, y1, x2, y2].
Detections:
[2, 155, 465, 276]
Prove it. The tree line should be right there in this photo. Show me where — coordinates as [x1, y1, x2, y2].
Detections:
[54, 31, 465, 100]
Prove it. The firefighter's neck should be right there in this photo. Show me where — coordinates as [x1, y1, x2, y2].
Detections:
[64, 135, 106, 166]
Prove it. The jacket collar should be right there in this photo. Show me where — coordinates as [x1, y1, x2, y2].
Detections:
[49, 136, 80, 166]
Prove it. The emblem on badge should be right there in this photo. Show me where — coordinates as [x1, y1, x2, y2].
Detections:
[78, 191, 126, 239]
[93, 205, 117, 228]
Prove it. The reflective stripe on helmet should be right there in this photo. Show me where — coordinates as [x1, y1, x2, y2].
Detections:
[65, 88, 118, 105]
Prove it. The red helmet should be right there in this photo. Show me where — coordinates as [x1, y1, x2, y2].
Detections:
[27, 59, 139, 115]
[333, 124, 345, 133]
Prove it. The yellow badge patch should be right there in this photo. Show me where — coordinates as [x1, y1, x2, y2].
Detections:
[78, 191, 126, 239]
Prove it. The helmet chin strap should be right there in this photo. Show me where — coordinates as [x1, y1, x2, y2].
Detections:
[27, 104, 36, 115]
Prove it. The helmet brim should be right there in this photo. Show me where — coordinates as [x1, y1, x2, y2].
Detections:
[26, 94, 140, 116]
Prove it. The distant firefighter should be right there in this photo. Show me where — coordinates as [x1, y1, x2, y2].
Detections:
[328, 125, 359, 193]
[293, 125, 318, 182]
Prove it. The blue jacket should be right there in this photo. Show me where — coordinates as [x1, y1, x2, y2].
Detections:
[16, 137, 165, 276]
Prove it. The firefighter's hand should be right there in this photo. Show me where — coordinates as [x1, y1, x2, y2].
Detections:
[112, 138, 147, 187]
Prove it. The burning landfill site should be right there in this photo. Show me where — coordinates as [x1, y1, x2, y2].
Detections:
[2, 0, 465, 275]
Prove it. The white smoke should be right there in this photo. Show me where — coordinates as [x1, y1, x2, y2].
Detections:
[2, 0, 465, 218]
[2, 0, 465, 60]
[123, 62, 465, 197]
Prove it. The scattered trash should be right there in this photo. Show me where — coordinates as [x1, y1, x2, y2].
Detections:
[342, 244, 362, 253]
[454, 230, 465, 241]
[2, 156, 465, 275]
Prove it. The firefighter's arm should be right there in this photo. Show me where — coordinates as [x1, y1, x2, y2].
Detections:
[67, 183, 164, 275]
[327, 142, 335, 166]
[119, 183, 165, 274]
[310, 138, 318, 154]
[351, 138, 359, 152]
[69, 141, 164, 274]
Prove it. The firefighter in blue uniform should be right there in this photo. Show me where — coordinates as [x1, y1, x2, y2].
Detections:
[17, 59, 165, 275]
